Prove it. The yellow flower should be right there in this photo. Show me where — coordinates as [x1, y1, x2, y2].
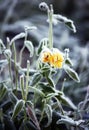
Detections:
[41, 48, 64, 68]
[50, 48, 64, 68]
[41, 48, 52, 63]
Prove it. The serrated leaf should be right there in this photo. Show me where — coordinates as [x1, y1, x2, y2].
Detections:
[44, 104, 52, 127]
[37, 38, 48, 55]
[12, 100, 24, 119]
[10, 32, 25, 45]
[24, 40, 34, 57]
[9, 92, 18, 104]
[64, 65, 80, 82]
[30, 73, 42, 86]
[28, 86, 45, 97]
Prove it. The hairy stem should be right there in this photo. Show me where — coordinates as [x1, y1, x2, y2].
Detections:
[48, 5, 53, 49]
[19, 28, 28, 66]
[12, 43, 18, 91]
[8, 58, 13, 89]
[20, 75, 25, 100]
[25, 60, 30, 101]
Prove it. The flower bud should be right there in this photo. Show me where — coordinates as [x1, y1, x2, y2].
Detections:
[39, 2, 49, 11]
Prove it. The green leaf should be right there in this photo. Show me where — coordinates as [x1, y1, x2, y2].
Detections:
[12, 99, 24, 119]
[24, 40, 34, 57]
[64, 65, 80, 82]
[52, 69, 62, 85]
[57, 116, 84, 126]
[30, 73, 42, 86]
[44, 104, 52, 127]
[9, 92, 18, 104]
[46, 93, 58, 100]
[10, 32, 25, 45]
[56, 94, 77, 110]
[0, 84, 7, 101]
[53, 14, 76, 33]
[37, 38, 48, 55]
[41, 66, 50, 73]
[46, 76, 55, 87]
[26, 101, 33, 108]
[61, 95, 77, 110]
[65, 58, 73, 66]
[28, 86, 45, 97]
[65, 21, 76, 33]
[38, 82, 55, 94]
[56, 116, 76, 125]
[37, 41, 43, 55]
[27, 105, 40, 130]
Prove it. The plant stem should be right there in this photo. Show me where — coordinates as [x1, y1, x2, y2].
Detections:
[8, 58, 13, 89]
[56, 97, 64, 115]
[20, 75, 25, 100]
[20, 75, 27, 120]
[25, 60, 30, 101]
[19, 28, 28, 66]
[12, 42, 18, 91]
[48, 5, 53, 49]
[7, 43, 14, 89]
[19, 45, 25, 66]
[39, 103, 45, 123]
[61, 78, 66, 92]
[23, 106, 27, 121]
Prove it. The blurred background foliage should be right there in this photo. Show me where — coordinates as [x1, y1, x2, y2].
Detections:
[0, 0, 89, 104]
